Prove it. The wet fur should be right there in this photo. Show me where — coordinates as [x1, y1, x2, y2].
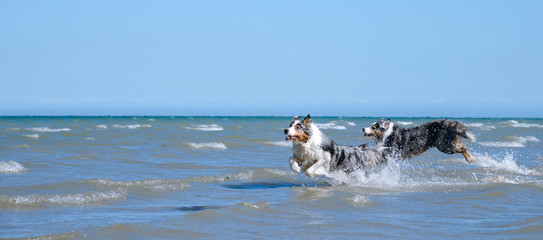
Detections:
[285, 115, 386, 177]
[363, 119, 475, 163]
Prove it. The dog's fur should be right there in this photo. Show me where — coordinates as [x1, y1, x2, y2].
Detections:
[363, 119, 476, 163]
[284, 115, 386, 177]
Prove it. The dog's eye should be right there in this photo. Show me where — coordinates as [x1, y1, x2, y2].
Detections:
[295, 126, 301, 130]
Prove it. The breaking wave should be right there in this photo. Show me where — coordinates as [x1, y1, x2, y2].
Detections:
[261, 141, 292, 147]
[113, 124, 151, 129]
[0, 160, 27, 174]
[24, 133, 39, 139]
[506, 120, 543, 128]
[0, 189, 127, 209]
[479, 136, 539, 148]
[314, 122, 346, 130]
[185, 124, 224, 131]
[186, 142, 227, 150]
[28, 127, 71, 132]
[396, 121, 413, 126]
[464, 123, 496, 130]
[96, 124, 108, 129]
[80, 178, 190, 192]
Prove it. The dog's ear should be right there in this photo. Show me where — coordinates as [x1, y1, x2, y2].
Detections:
[292, 115, 301, 122]
[382, 119, 391, 128]
[303, 114, 312, 128]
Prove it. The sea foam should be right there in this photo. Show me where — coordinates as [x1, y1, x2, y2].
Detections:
[113, 124, 151, 129]
[396, 121, 414, 126]
[464, 123, 496, 130]
[261, 141, 292, 147]
[185, 124, 224, 131]
[0, 160, 27, 174]
[28, 127, 71, 132]
[314, 122, 346, 130]
[479, 136, 539, 148]
[0, 189, 127, 208]
[506, 120, 543, 128]
[187, 142, 227, 150]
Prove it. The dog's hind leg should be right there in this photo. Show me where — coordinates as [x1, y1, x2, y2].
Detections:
[462, 149, 475, 164]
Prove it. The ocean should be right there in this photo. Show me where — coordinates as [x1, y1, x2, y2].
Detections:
[1, 116, 542, 239]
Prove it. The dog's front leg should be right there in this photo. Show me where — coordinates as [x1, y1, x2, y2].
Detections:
[305, 153, 330, 178]
[289, 157, 302, 173]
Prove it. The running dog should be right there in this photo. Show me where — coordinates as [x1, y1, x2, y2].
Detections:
[363, 119, 476, 163]
[284, 115, 386, 177]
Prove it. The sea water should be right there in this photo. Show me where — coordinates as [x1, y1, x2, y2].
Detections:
[1, 117, 542, 239]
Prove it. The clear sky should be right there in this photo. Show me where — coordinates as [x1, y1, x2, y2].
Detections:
[1, 1, 542, 117]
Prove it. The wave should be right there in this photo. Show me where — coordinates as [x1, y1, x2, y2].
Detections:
[261, 141, 292, 147]
[80, 178, 190, 192]
[24, 133, 39, 139]
[0, 160, 27, 174]
[186, 142, 227, 150]
[0, 189, 127, 209]
[185, 124, 224, 131]
[113, 124, 151, 129]
[345, 194, 372, 206]
[27, 127, 71, 132]
[474, 152, 538, 176]
[464, 123, 496, 130]
[506, 120, 543, 128]
[478, 136, 539, 148]
[345, 121, 356, 126]
[314, 122, 346, 130]
[396, 121, 413, 126]
[96, 124, 108, 129]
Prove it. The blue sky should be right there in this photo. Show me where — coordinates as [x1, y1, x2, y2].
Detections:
[1, 1, 542, 117]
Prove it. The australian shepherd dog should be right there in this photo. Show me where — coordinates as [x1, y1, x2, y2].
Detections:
[284, 115, 386, 177]
[363, 119, 476, 163]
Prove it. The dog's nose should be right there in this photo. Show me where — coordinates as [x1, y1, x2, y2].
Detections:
[284, 129, 288, 134]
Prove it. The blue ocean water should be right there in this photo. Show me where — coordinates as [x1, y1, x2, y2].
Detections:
[1, 116, 542, 239]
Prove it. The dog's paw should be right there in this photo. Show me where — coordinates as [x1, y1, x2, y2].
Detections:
[290, 157, 301, 173]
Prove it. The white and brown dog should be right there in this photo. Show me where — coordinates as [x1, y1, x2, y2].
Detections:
[284, 115, 386, 177]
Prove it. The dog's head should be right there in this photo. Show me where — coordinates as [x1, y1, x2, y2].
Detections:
[363, 118, 392, 141]
[284, 115, 312, 143]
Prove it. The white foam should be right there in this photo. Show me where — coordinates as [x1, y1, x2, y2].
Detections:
[0, 160, 27, 174]
[506, 120, 543, 128]
[96, 124, 108, 129]
[84, 178, 190, 192]
[314, 122, 346, 130]
[346, 194, 372, 206]
[185, 124, 224, 131]
[327, 158, 404, 188]
[346, 121, 356, 126]
[261, 141, 292, 147]
[464, 123, 496, 130]
[24, 134, 39, 139]
[479, 136, 539, 148]
[28, 127, 71, 132]
[113, 124, 151, 129]
[187, 142, 227, 150]
[396, 121, 413, 126]
[474, 152, 538, 176]
[0, 190, 127, 207]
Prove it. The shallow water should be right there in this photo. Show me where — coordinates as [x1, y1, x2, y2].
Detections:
[1, 117, 542, 239]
